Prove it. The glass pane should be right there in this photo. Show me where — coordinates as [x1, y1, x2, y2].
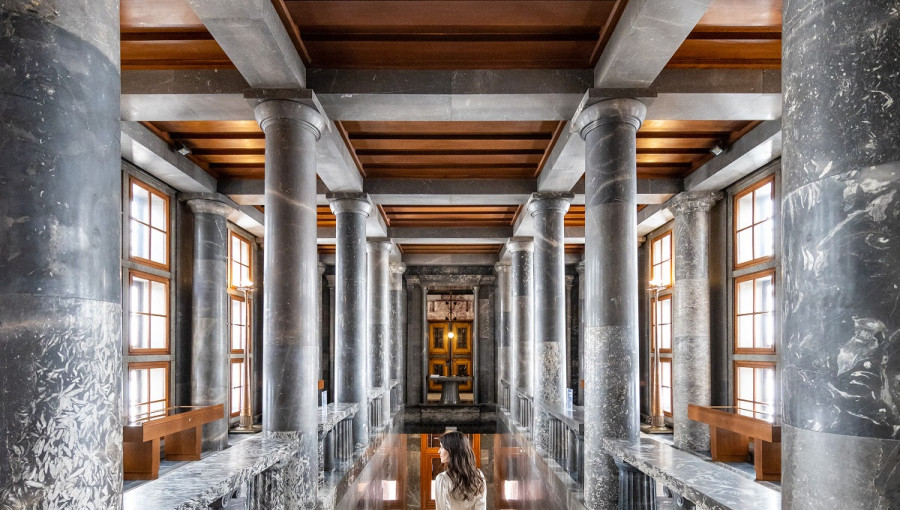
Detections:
[150, 194, 166, 230]
[241, 241, 250, 264]
[652, 239, 662, 264]
[131, 223, 150, 260]
[737, 367, 754, 401]
[757, 367, 775, 405]
[661, 299, 671, 324]
[754, 220, 774, 259]
[755, 275, 774, 312]
[131, 184, 149, 223]
[756, 312, 775, 349]
[661, 361, 671, 384]
[737, 316, 754, 348]
[661, 235, 670, 260]
[241, 266, 251, 287]
[736, 228, 753, 264]
[660, 260, 671, 286]
[661, 388, 672, 413]
[150, 229, 166, 264]
[150, 280, 166, 315]
[131, 277, 149, 313]
[660, 326, 671, 350]
[131, 314, 150, 349]
[231, 325, 242, 350]
[737, 279, 754, 315]
[232, 388, 241, 414]
[736, 192, 753, 229]
[754, 182, 773, 223]
[149, 368, 166, 401]
[150, 316, 166, 349]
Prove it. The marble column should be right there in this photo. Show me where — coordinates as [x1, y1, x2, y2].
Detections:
[368, 239, 393, 426]
[325, 274, 336, 402]
[254, 98, 325, 508]
[318, 261, 326, 390]
[329, 193, 371, 448]
[508, 239, 534, 427]
[494, 263, 512, 409]
[0, 1, 122, 505]
[565, 274, 575, 393]
[669, 192, 720, 452]
[186, 195, 233, 451]
[529, 193, 573, 451]
[575, 98, 647, 509]
[782, 2, 900, 508]
[577, 261, 586, 405]
[390, 263, 407, 408]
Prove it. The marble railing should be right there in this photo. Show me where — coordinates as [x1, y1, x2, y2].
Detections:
[545, 405, 585, 484]
[321, 403, 359, 471]
[499, 380, 511, 410]
[389, 379, 402, 413]
[368, 387, 386, 433]
[517, 392, 534, 431]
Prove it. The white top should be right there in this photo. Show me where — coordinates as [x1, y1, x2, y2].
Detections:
[434, 470, 487, 510]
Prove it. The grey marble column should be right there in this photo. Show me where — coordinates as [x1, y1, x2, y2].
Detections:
[575, 98, 647, 509]
[318, 261, 326, 387]
[0, 2, 122, 505]
[669, 192, 720, 452]
[368, 239, 393, 425]
[508, 239, 534, 426]
[577, 261, 586, 405]
[254, 98, 325, 509]
[565, 274, 575, 393]
[328, 194, 371, 448]
[782, 2, 900, 508]
[494, 262, 512, 408]
[186, 196, 233, 451]
[325, 274, 336, 402]
[529, 193, 573, 452]
[405, 276, 424, 405]
[390, 263, 407, 407]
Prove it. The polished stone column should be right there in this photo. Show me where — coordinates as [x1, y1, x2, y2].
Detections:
[254, 98, 325, 508]
[328, 194, 371, 448]
[529, 193, 573, 451]
[508, 239, 534, 426]
[565, 274, 575, 393]
[575, 98, 647, 509]
[782, 2, 900, 508]
[0, 2, 121, 505]
[390, 263, 407, 408]
[186, 195, 233, 451]
[669, 192, 720, 451]
[318, 261, 326, 388]
[577, 261, 586, 405]
[494, 262, 512, 409]
[368, 239, 393, 425]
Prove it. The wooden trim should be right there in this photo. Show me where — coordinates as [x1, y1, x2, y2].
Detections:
[126, 361, 170, 422]
[229, 294, 249, 354]
[230, 358, 245, 417]
[129, 177, 171, 270]
[732, 361, 777, 420]
[732, 174, 775, 270]
[659, 358, 673, 417]
[228, 231, 252, 289]
[127, 270, 170, 355]
[650, 293, 673, 353]
[649, 229, 673, 288]
[733, 268, 776, 354]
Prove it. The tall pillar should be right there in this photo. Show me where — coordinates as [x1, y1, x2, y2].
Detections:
[368, 239, 393, 426]
[329, 193, 371, 448]
[529, 193, 573, 451]
[508, 239, 534, 427]
[0, 2, 122, 505]
[782, 2, 900, 508]
[318, 261, 326, 391]
[494, 262, 512, 409]
[254, 98, 324, 508]
[186, 195, 233, 451]
[669, 192, 720, 452]
[575, 98, 647, 509]
[577, 261, 586, 405]
[565, 274, 575, 393]
[390, 263, 407, 407]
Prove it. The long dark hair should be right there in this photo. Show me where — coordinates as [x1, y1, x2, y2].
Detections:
[439, 431, 485, 501]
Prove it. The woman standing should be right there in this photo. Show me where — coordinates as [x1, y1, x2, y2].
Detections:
[434, 431, 486, 510]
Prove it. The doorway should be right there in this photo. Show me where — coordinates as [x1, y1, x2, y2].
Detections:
[427, 321, 474, 402]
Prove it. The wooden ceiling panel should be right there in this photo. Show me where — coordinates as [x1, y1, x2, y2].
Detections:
[399, 244, 502, 255]
[383, 205, 518, 228]
[143, 121, 267, 179]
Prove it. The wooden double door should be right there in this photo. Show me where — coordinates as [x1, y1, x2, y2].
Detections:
[428, 322, 473, 393]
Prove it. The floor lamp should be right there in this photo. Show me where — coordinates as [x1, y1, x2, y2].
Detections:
[643, 281, 671, 434]
[233, 282, 260, 433]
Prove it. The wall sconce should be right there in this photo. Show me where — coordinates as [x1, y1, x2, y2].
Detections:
[709, 143, 725, 156]
[175, 143, 192, 156]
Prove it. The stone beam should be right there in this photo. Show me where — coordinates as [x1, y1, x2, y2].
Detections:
[183, 0, 306, 88]
[365, 178, 536, 205]
[593, 0, 714, 88]
[402, 254, 500, 266]
[387, 227, 513, 244]
[120, 70, 251, 121]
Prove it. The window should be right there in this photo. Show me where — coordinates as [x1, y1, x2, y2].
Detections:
[734, 176, 774, 267]
[658, 359, 673, 416]
[129, 271, 169, 352]
[650, 231, 673, 287]
[230, 296, 248, 353]
[651, 294, 672, 352]
[130, 178, 169, 268]
[128, 362, 169, 422]
[734, 269, 776, 353]
[230, 360, 245, 417]
[734, 362, 776, 422]
[229, 232, 252, 288]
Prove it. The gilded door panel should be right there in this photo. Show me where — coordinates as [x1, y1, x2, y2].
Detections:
[452, 324, 471, 354]
[429, 323, 449, 355]
[452, 359, 473, 391]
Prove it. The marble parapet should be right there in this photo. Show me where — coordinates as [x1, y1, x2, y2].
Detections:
[368, 386, 387, 400]
[318, 403, 359, 435]
[546, 405, 585, 434]
[123, 435, 304, 510]
[600, 437, 780, 510]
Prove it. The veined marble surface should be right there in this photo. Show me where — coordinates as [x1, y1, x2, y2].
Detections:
[123, 435, 303, 510]
[600, 437, 780, 510]
[319, 402, 359, 434]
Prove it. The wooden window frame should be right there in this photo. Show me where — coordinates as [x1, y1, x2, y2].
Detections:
[128, 269, 170, 354]
[230, 359, 245, 418]
[657, 358, 673, 417]
[650, 230, 673, 288]
[733, 360, 776, 421]
[127, 361, 170, 422]
[650, 293, 673, 353]
[129, 177, 170, 270]
[229, 294, 249, 354]
[733, 175, 775, 269]
[228, 231, 252, 289]
[733, 268, 776, 354]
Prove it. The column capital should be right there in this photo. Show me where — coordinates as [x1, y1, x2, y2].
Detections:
[328, 193, 372, 216]
[367, 238, 394, 253]
[324, 274, 335, 288]
[576, 260, 585, 274]
[506, 238, 534, 253]
[528, 192, 574, 217]
[184, 194, 233, 216]
[494, 261, 511, 274]
[318, 261, 326, 276]
[566, 274, 575, 287]
[573, 97, 647, 139]
[668, 191, 723, 215]
[390, 262, 407, 274]
[252, 97, 326, 140]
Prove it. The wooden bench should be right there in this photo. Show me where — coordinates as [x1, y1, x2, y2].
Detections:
[688, 404, 781, 481]
[123, 404, 224, 480]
